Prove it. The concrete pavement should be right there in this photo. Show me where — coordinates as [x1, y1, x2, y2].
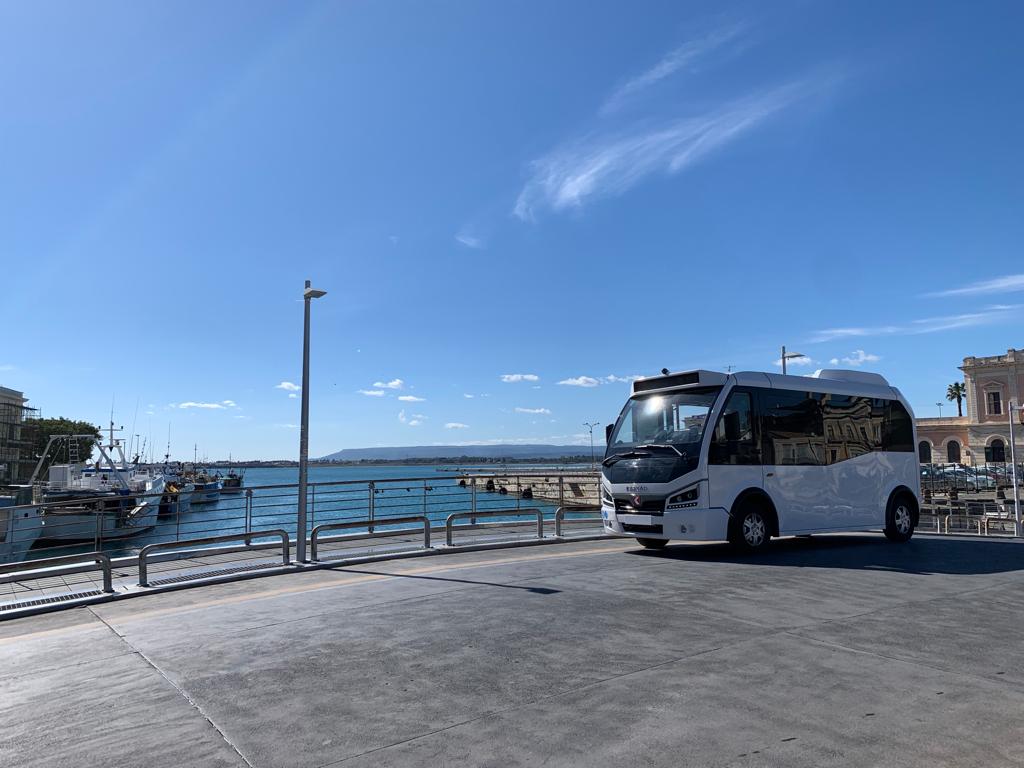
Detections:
[2, 534, 1023, 767]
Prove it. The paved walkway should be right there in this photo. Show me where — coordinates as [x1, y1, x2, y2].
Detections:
[2, 534, 1024, 767]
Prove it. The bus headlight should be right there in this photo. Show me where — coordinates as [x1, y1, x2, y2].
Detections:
[601, 486, 614, 505]
[667, 486, 699, 509]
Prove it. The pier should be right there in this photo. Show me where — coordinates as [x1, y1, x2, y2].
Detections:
[3, 533, 1024, 767]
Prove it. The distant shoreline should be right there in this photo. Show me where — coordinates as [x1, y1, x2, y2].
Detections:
[196, 457, 597, 469]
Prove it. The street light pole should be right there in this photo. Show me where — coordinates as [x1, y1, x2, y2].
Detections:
[583, 422, 599, 470]
[1009, 399, 1021, 538]
[780, 346, 806, 376]
[936, 402, 943, 418]
[297, 279, 327, 563]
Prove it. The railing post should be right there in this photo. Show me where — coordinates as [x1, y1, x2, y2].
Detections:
[368, 481, 375, 533]
[470, 478, 477, 525]
[422, 516, 431, 549]
[558, 476, 564, 509]
[310, 484, 316, 533]
[245, 488, 253, 533]
[516, 476, 521, 511]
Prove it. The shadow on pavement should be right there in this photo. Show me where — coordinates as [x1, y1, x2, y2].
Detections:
[625, 534, 1024, 576]
[338, 568, 561, 595]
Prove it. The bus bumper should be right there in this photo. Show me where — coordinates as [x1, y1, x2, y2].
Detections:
[603, 507, 730, 542]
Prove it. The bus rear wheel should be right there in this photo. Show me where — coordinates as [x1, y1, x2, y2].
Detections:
[636, 537, 668, 550]
[728, 503, 772, 552]
[884, 494, 915, 543]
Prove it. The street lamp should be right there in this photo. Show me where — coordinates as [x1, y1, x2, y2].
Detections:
[780, 346, 806, 375]
[1008, 398, 1023, 538]
[297, 279, 327, 563]
[935, 402, 943, 418]
[583, 422, 600, 470]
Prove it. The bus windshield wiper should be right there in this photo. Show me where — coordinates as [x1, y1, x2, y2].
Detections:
[634, 443, 685, 457]
[602, 450, 653, 466]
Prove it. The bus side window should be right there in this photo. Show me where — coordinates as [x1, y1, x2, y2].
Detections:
[709, 392, 758, 465]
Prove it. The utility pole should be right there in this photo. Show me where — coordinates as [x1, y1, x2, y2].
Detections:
[583, 422, 600, 470]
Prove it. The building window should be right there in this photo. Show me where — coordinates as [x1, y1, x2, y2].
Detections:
[986, 438, 1006, 463]
[987, 391, 1002, 415]
[918, 441, 931, 463]
[946, 440, 961, 463]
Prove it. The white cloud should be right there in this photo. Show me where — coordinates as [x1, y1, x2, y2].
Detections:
[463, 394, 474, 399]
[222, 400, 236, 407]
[445, 422, 470, 429]
[810, 306, 1020, 343]
[178, 401, 228, 409]
[501, 374, 539, 383]
[772, 356, 815, 368]
[398, 395, 426, 402]
[288, 393, 298, 399]
[275, 423, 299, 429]
[374, 378, 404, 390]
[399, 409, 427, 427]
[605, 374, 641, 383]
[601, 24, 747, 114]
[358, 389, 386, 397]
[515, 407, 552, 415]
[558, 376, 600, 387]
[455, 229, 484, 249]
[832, 350, 881, 367]
[514, 79, 822, 220]
[275, 381, 301, 392]
[925, 274, 1024, 298]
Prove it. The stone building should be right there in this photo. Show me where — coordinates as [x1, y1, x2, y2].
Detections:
[0, 386, 36, 484]
[916, 348, 1024, 465]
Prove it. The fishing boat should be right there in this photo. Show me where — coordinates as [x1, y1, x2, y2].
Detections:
[220, 469, 244, 494]
[190, 473, 222, 505]
[30, 426, 165, 543]
[0, 495, 42, 563]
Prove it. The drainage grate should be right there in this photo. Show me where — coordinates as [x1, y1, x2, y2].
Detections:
[146, 562, 284, 586]
[0, 590, 104, 612]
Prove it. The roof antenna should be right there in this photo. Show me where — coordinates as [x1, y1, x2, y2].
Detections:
[661, 368, 670, 375]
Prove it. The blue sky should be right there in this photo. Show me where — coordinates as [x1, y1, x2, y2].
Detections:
[2, 1, 1023, 459]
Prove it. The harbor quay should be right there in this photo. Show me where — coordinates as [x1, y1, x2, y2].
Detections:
[2, 533, 1024, 767]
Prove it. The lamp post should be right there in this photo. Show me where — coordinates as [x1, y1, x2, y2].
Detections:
[583, 422, 599, 470]
[297, 279, 327, 563]
[936, 402, 943, 418]
[780, 346, 806, 375]
[1009, 399, 1022, 538]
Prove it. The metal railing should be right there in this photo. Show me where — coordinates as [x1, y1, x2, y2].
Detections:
[310, 515, 431, 562]
[0, 551, 113, 594]
[445, 508, 543, 546]
[138, 529, 290, 587]
[554, 506, 603, 537]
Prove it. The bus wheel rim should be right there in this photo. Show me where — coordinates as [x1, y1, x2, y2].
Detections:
[743, 513, 766, 546]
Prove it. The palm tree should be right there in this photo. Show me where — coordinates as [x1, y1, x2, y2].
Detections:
[946, 382, 966, 417]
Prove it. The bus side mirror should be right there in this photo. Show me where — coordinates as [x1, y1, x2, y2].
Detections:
[605, 424, 613, 444]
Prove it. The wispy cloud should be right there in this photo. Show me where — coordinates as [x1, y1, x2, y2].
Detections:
[925, 274, 1024, 298]
[444, 422, 469, 430]
[558, 376, 600, 388]
[501, 373, 539, 383]
[828, 350, 881, 367]
[454, 228, 484, 249]
[605, 374, 641, 383]
[275, 381, 300, 392]
[275, 423, 299, 429]
[463, 394, 475, 399]
[399, 409, 426, 426]
[772, 356, 815, 368]
[514, 80, 819, 220]
[178, 401, 234, 410]
[398, 395, 426, 402]
[288, 393, 298, 399]
[810, 306, 1020, 343]
[515, 407, 552, 415]
[374, 378, 404, 390]
[601, 24, 747, 115]
[358, 389, 386, 397]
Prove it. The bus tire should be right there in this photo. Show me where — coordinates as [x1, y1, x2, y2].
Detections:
[728, 501, 772, 552]
[636, 537, 668, 550]
[884, 493, 915, 543]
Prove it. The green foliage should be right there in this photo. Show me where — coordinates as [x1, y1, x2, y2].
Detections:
[945, 382, 966, 417]
[24, 417, 102, 463]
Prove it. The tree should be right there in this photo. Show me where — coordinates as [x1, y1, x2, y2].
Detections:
[946, 382, 966, 417]
[24, 417, 101, 465]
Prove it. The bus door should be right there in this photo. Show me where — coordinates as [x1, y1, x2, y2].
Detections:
[707, 389, 763, 509]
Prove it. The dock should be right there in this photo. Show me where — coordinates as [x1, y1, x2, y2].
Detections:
[3, 533, 1024, 766]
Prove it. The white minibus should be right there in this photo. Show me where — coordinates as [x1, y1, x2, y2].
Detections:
[601, 369, 920, 550]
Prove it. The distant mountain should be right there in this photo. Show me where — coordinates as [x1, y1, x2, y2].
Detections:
[319, 444, 601, 461]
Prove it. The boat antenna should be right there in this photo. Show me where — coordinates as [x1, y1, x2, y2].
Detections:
[165, 424, 171, 466]
[128, 396, 140, 456]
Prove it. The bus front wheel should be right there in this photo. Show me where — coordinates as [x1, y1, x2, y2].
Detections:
[636, 537, 668, 550]
[728, 503, 772, 552]
[884, 494, 916, 543]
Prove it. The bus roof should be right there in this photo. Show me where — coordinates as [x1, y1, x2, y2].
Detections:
[631, 368, 899, 400]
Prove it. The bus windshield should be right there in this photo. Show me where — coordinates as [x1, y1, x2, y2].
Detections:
[608, 387, 721, 454]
